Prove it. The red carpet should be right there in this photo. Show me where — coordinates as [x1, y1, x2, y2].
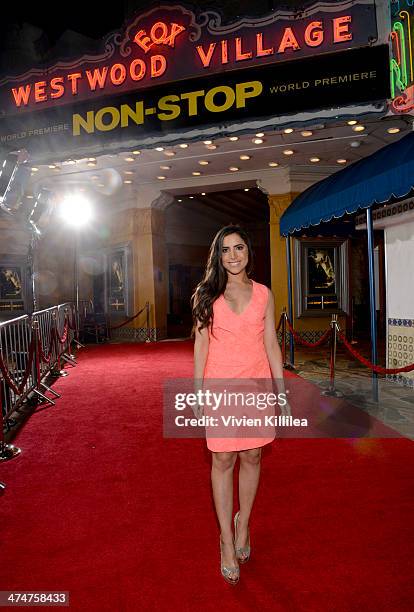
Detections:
[1, 341, 413, 611]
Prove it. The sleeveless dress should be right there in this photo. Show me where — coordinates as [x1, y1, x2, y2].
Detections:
[203, 279, 276, 452]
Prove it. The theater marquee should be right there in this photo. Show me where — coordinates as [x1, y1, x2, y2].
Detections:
[0, 1, 390, 159]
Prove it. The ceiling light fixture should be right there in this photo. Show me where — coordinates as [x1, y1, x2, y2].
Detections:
[157, 176, 166, 180]
[179, 143, 189, 148]
[203, 140, 212, 145]
[133, 150, 141, 155]
[352, 125, 365, 132]
[199, 160, 209, 165]
[229, 166, 239, 171]
[387, 127, 400, 134]
[160, 165, 171, 170]
[283, 149, 294, 155]
[310, 157, 320, 163]
[268, 162, 279, 167]
[336, 159, 347, 164]
[244, 188, 250, 191]
[284, 128, 294, 134]
[155, 147, 164, 152]
[125, 157, 134, 162]
[255, 132, 265, 137]
[240, 155, 251, 160]
[206, 144, 217, 150]
[229, 136, 239, 141]
[347, 120, 357, 125]
[192, 171, 201, 176]
[253, 138, 264, 144]
[301, 130, 313, 137]
[164, 151, 176, 156]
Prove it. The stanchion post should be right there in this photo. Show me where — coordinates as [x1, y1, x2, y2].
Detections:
[145, 302, 151, 343]
[0, 376, 21, 463]
[322, 314, 343, 398]
[50, 311, 69, 378]
[281, 309, 287, 367]
[31, 320, 55, 406]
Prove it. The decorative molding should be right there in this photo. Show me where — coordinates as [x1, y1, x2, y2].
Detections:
[355, 199, 414, 228]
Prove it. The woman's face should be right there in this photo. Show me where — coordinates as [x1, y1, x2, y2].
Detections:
[221, 233, 249, 276]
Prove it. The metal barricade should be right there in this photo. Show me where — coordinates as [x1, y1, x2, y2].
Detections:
[1, 302, 77, 466]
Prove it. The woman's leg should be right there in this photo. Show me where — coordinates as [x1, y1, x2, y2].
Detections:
[211, 451, 238, 573]
[236, 447, 262, 555]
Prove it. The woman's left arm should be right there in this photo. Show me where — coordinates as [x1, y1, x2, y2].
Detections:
[263, 289, 289, 413]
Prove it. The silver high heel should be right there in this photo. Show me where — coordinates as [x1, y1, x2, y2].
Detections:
[234, 511, 251, 564]
[219, 537, 240, 585]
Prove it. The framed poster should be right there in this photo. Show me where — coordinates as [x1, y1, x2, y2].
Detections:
[108, 249, 126, 313]
[294, 238, 349, 317]
[0, 264, 25, 313]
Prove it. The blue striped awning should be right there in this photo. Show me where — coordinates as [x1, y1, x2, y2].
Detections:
[280, 131, 414, 235]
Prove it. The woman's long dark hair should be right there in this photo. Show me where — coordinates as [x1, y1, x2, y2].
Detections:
[191, 225, 254, 334]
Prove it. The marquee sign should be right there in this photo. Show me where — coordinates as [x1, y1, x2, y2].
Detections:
[0, 1, 379, 116]
[0, 2, 389, 159]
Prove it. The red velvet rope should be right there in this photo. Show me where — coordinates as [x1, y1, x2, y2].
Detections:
[337, 331, 414, 375]
[37, 329, 54, 365]
[0, 334, 36, 396]
[109, 305, 147, 330]
[285, 317, 332, 348]
[54, 320, 69, 346]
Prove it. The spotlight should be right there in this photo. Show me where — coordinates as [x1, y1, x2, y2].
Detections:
[58, 194, 93, 227]
[0, 150, 30, 215]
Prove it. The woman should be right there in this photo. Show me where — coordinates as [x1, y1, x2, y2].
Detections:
[191, 225, 288, 585]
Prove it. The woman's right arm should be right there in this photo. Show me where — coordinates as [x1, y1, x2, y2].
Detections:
[194, 322, 209, 383]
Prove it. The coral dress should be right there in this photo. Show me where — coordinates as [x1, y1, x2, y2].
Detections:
[203, 279, 276, 452]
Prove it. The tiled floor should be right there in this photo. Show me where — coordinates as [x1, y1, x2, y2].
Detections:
[290, 341, 414, 440]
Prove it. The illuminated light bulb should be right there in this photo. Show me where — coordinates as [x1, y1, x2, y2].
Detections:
[352, 125, 365, 132]
[160, 165, 171, 170]
[124, 180, 132, 184]
[284, 128, 294, 134]
[157, 176, 166, 180]
[336, 159, 347, 164]
[229, 167, 239, 171]
[201, 192, 206, 196]
[88, 157, 96, 162]
[283, 149, 294, 155]
[268, 162, 279, 167]
[310, 157, 320, 163]
[125, 157, 134, 162]
[240, 155, 251, 160]
[203, 140, 212, 145]
[253, 138, 264, 144]
[192, 171, 201, 176]
[301, 130, 313, 137]
[244, 188, 249, 192]
[48, 164, 56, 169]
[206, 144, 217, 150]
[255, 132, 265, 137]
[31, 167, 39, 172]
[347, 120, 357, 125]
[133, 150, 141, 155]
[178, 199, 182, 202]
[387, 127, 400, 134]
[229, 136, 239, 141]
[189, 196, 194, 199]
[179, 143, 189, 148]
[199, 160, 209, 165]
[155, 147, 164, 152]
[26, 195, 34, 199]
[164, 151, 175, 156]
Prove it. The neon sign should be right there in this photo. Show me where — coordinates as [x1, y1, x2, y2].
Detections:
[0, 2, 378, 116]
[390, 1, 414, 113]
